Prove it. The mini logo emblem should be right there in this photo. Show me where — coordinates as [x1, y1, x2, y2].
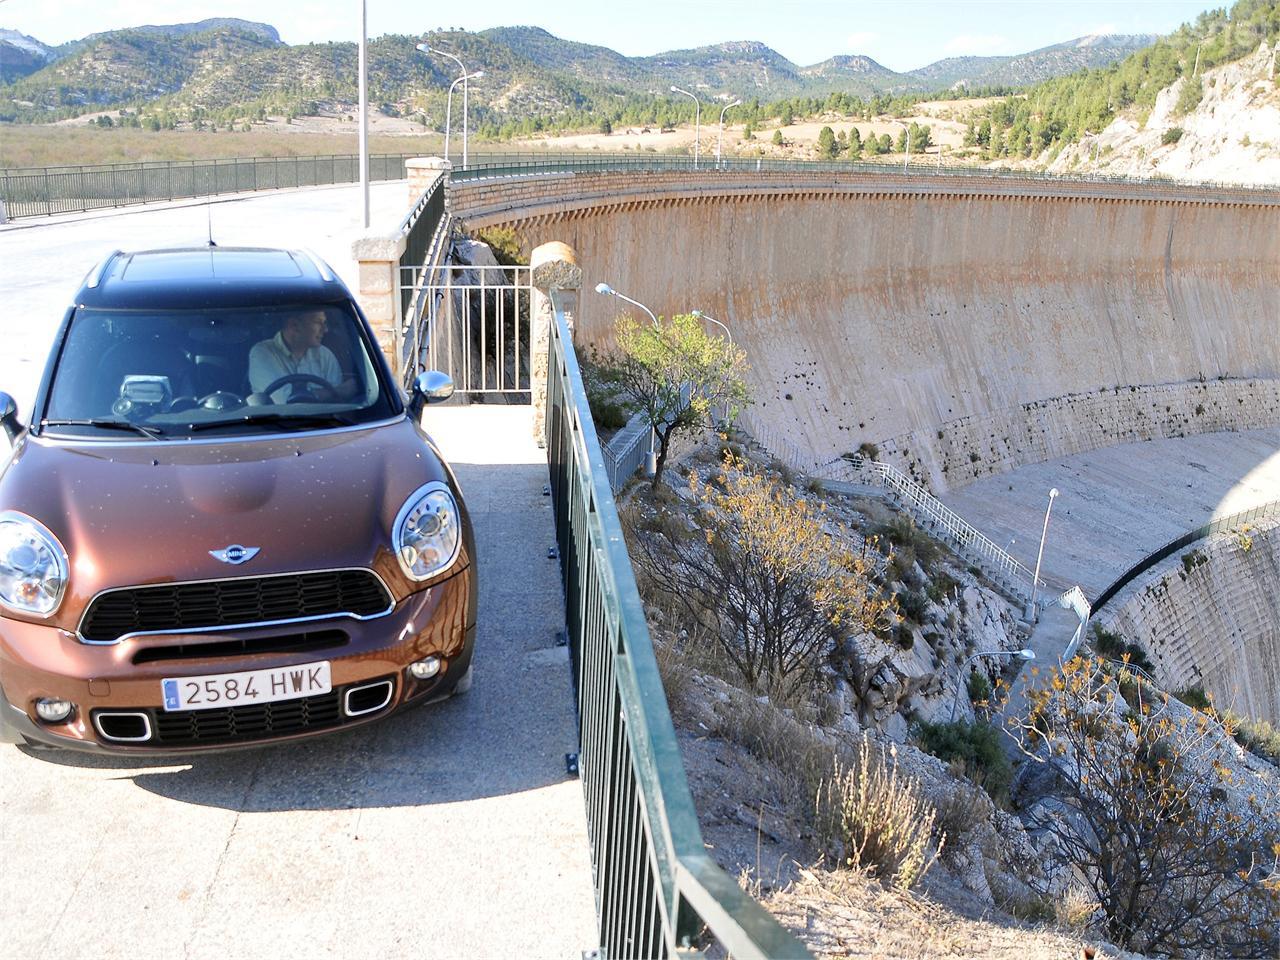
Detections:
[210, 545, 259, 565]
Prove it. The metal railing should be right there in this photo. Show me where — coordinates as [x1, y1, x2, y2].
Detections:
[396, 177, 450, 386]
[0, 153, 420, 218]
[447, 151, 1280, 201]
[803, 447, 1036, 590]
[1055, 586, 1092, 662]
[8, 147, 1276, 221]
[406, 261, 532, 396]
[1091, 498, 1280, 615]
[602, 415, 652, 493]
[545, 289, 808, 959]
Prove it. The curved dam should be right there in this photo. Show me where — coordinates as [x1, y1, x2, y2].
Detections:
[450, 167, 1280, 724]
[454, 170, 1280, 492]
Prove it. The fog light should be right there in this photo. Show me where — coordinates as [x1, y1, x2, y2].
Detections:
[408, 656, 441, 680]
[35, 698, 73, 723]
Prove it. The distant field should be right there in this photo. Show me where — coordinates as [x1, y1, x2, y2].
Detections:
[0, 124, 455, 169]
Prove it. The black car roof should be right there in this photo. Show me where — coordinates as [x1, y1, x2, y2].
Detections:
[74, 246, 353, 311]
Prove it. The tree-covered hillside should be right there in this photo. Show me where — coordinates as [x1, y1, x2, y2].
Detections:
[965, 0, 1280, 160]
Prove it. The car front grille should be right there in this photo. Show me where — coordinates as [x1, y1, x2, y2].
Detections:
[80, 570, 393, 643]
[150, 690, 346, 746]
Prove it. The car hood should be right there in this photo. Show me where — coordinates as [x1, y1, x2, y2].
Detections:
[0, 417, 467, 633]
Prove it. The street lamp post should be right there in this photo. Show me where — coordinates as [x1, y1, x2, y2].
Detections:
[950, 649, 1036, 722]
[889, 118, 912, 174]
[437, 69, 483, 167]
[1027, 487, 1060, 620]
[357, 0, 369, 228]
[717, 99, 741, 168]
[671, 86, 701, 168]
[418, 43, 474, 169]
[596, 283, 661, 474]
[690, 309, 732, 343]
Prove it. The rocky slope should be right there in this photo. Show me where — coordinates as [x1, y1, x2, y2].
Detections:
[1047, 41, 1280, 185]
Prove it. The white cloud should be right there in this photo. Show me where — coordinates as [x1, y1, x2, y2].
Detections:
[846, 31, 879, 51]
[943, 33, 1010, 56]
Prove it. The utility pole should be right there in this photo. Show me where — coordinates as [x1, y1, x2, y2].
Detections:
[357, 0, 369, 228]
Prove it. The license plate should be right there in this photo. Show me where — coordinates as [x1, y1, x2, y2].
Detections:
[161, 662, 332, 712]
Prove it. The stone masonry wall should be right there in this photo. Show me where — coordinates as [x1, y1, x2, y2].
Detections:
[1097, 516, 1280, 725]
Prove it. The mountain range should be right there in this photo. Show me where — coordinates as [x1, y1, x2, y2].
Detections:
[0, 19, 1155, 122]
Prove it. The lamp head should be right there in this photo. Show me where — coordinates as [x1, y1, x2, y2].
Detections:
[470, 70, 485, 79]
[690, 309, 703, 318]
[1049, 488, 1060, 499]
[415, 42, 431, 54]
[729, 99, 742, 107]
[594, 282, 614, 296]
[1016, 649, 1036, 661]
[670, 85, 679, 93]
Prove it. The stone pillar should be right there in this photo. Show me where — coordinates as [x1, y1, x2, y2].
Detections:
[405, 156, 451, 205]
[351, 232, 408, 380]
[530, 241, 582, 445]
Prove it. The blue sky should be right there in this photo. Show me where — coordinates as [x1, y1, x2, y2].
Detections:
[3, 1, 1221, 72]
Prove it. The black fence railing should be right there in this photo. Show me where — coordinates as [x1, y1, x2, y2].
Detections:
[6, 150, 1279, 221]
[1091, 499, 1280, 615]
[545, 289, 808, 959]
[0, 154, 419, 218]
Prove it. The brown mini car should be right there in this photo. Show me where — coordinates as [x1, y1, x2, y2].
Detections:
[0, 246, 476, 753]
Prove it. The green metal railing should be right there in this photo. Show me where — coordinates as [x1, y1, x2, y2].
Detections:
[0, 153, 419, 218]
[545, 289, 809, 959]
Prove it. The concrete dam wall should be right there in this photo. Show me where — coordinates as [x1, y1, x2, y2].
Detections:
[1096, 517, 1280, 726]
[452, 170, 1280, 492]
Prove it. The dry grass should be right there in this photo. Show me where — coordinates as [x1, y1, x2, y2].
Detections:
[0, 124, 444, 168]
[764, 867, 1130, 959]
[816, 735, 944, 891]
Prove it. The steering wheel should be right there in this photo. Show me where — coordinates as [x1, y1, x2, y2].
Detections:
[260, 373, 334, 403]
[169, 391, 246, 413]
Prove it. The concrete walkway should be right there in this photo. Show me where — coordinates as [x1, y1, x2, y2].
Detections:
[0, 404, 597, 959]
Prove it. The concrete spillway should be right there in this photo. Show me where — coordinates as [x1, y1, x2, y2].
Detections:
[453, 168, 1280, 725]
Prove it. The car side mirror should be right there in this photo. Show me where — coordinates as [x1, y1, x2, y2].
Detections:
[0, 392, 19, 443]
[413, 371, 454, 406]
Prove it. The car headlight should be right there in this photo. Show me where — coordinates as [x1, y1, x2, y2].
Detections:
[393, 482, 461, 581]
[0, 513, 68, 616]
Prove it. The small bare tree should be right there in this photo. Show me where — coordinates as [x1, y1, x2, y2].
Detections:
[1011, 656, 1280, 956]
[610, 312, 750, 487]
[635, 453, 895, 700]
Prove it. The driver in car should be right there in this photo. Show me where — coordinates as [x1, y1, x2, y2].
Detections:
[248, 310, 357, 403]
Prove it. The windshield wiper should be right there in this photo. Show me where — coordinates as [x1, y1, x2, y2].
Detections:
[184, 412, 361, 434]
[41, 418, 165, 440]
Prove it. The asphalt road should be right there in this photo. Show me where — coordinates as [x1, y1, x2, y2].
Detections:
[0, 187, 598, 958]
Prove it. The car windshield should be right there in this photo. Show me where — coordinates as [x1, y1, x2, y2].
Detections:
[41, 304, 398, 440]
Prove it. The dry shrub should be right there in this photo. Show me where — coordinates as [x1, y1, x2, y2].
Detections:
[716, 696, 837, 816]
[933, 780, 992, 843]
[1055, 884, 1098, 932]
[816, 734, 944, 890]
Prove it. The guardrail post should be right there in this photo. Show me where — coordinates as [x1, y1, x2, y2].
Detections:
[531, 241, 582, 444]
[406, 156, 450, 205]
[352, 230, 409, 380]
